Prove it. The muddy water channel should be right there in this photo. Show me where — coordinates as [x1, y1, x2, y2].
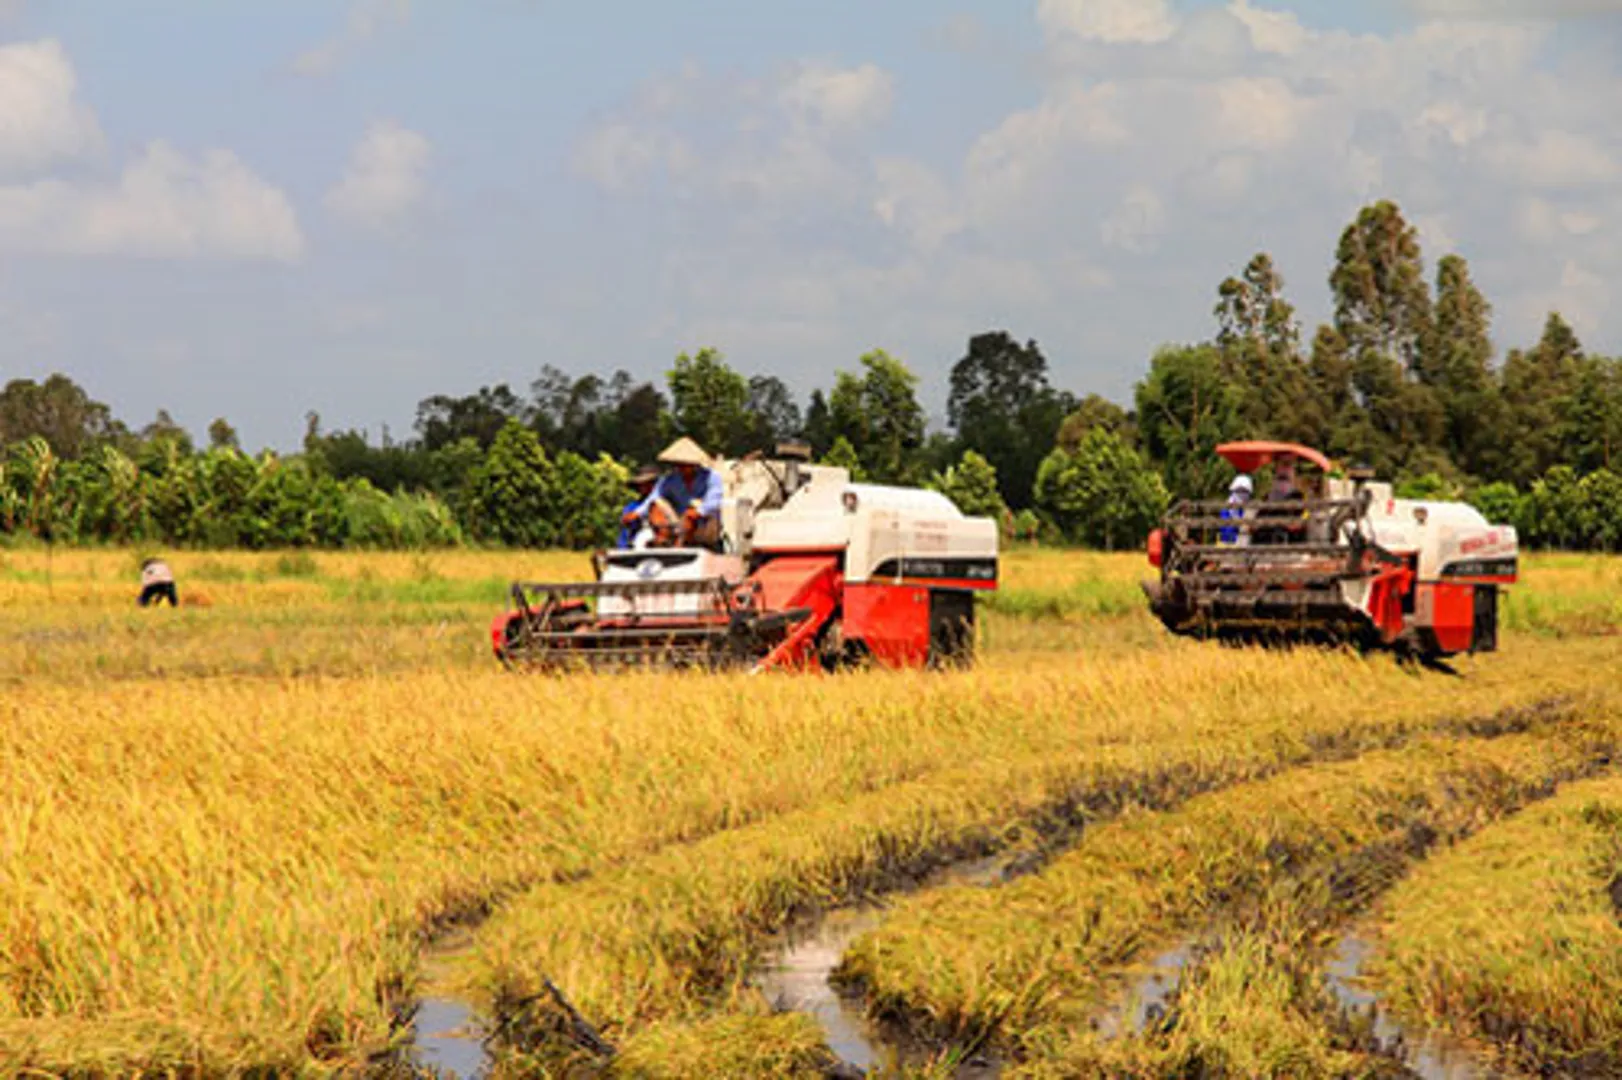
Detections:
[1325, 931, 1488, 1080]
[1091, 927, 1491, 1080]
[406, 926, 491, 1079]
[754, 855, 1009, 1078]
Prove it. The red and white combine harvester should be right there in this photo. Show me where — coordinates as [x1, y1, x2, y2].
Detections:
[1143, 442, 1518, 662]
[492, 443, 999, 672]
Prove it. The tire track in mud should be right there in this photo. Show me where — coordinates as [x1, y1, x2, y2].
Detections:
[449, 697, 1581, 1079]
[1077, 762, 1619, 1080]
[372, 696, 1582, 1078]
[1081, 837, 1504, 1079]
[829, 712, 1616, 1079]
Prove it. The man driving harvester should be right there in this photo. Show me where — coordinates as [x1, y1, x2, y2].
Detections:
[620, 437, 725, 550]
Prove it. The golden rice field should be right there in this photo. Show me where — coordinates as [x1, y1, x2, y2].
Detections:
[1, 545, 1621, 1077]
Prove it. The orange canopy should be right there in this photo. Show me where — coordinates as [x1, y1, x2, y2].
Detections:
[1215, 441, 1333, 474]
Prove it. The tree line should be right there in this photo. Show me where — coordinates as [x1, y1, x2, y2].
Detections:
[1, 199, 1618, 552]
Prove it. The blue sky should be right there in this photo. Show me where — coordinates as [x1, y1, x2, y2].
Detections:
[2, 0, 1619, 451]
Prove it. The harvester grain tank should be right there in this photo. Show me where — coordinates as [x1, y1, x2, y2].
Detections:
[1142, 441, 1517, 660]
[492, 443, 999, 672]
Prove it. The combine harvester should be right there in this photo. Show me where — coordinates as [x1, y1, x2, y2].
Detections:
[1142, 441, 1518, 664]
[492, 442, 999, 673]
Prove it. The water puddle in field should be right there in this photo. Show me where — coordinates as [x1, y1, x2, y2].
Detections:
[754, 854, 1010, 1079]
[1325, 932, 1486, 1080]
[1092, 940, 1198, 1040]
[1084, 929, 1490, 1080]
[406, 926, 490, 1079]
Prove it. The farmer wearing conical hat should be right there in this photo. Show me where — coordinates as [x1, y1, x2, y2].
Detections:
[628, 437, 724, 549]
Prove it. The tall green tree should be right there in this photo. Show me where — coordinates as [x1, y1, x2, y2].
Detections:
[1331, 201, 1433, 371]
[820, 435, 867, 481]
[461, 419, 558, 547]
[945, 331, 1076, 509]
[667, 347, 752, 457]
[1055, 393, 1132, 453]
[827, 349, 926, 484]
[414, 384, 527, 452]
[1423, 254, 1503, 477]
[1566, 356, 1622, 475]
[1213, 253, 1318, 443]
[803, 390, 832, 456]
[1034, 428, 1168, 550]
[1308, 324, 1369, 462]
[0, 375, 120, 459]
[1500, 313, 1583, 486]
[1329, 200, 1442, 470]
[1133, 344, 1243, 499]
[207, 417, 240, 451]
[745, 375, 802, 452]
[929, 450, 1008, 520]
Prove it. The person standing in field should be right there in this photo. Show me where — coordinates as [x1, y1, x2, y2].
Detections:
[138, 557, 178, 607]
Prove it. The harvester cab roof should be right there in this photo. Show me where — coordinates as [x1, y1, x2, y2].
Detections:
[494, 445, 1000, 673]
[1144, 441, 1518, 661]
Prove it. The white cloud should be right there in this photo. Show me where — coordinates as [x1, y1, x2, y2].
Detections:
[564, 1, 1621, 383]
[1037, 0, 1178, 44]
[1101, 186, 1167, 253]
[1417, 102, 1489, 146]
[574, 123, 693, 194]
[1514, 260, 1611, 339]
[1516, 196, 1612, 245]
[0, 39, 104, 177]
[1485, 128, 1621, 187]
[1561, 210, 1602, 236]
[292, 0, 409, 77]
[571, 61, 896, 208]
[1227, 0, 1309, 54]
[1214, 76, 1308, 148]
[325, 120, 431, 228]
[0, 141, 304, 261]
[872, 155, 963, 251]
[1408, 0, 1622, 18]
[779, 62, 894, 133]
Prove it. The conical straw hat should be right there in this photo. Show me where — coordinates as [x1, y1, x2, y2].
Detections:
[657, 437, 713, 467]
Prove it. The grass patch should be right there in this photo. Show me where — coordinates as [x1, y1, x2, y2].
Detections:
[1371, 770, 1622, 1073]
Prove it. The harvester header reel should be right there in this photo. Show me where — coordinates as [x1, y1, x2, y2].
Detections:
[494, 576, 811, 673]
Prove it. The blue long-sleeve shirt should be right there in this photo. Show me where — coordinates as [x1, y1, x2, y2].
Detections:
[638, 468, 723, 521]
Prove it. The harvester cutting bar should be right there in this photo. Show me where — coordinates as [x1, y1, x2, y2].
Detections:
[498, 573, 821, 672]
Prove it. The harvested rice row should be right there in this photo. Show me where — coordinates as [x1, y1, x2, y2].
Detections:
[1370, 770, 1622, 1074]
[464, 699, 1600, 1076]
[5, 640, 1583, 1074]
[838, 723, 1617, 1071]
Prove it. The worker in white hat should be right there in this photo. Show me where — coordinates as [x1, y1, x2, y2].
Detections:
[1219, 473, 1252, 546]
[625, 436, 725, 549]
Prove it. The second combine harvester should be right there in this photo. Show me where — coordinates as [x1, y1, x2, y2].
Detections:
[492, 442, 1000, 673]
[1143, 441, 1519, 662]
